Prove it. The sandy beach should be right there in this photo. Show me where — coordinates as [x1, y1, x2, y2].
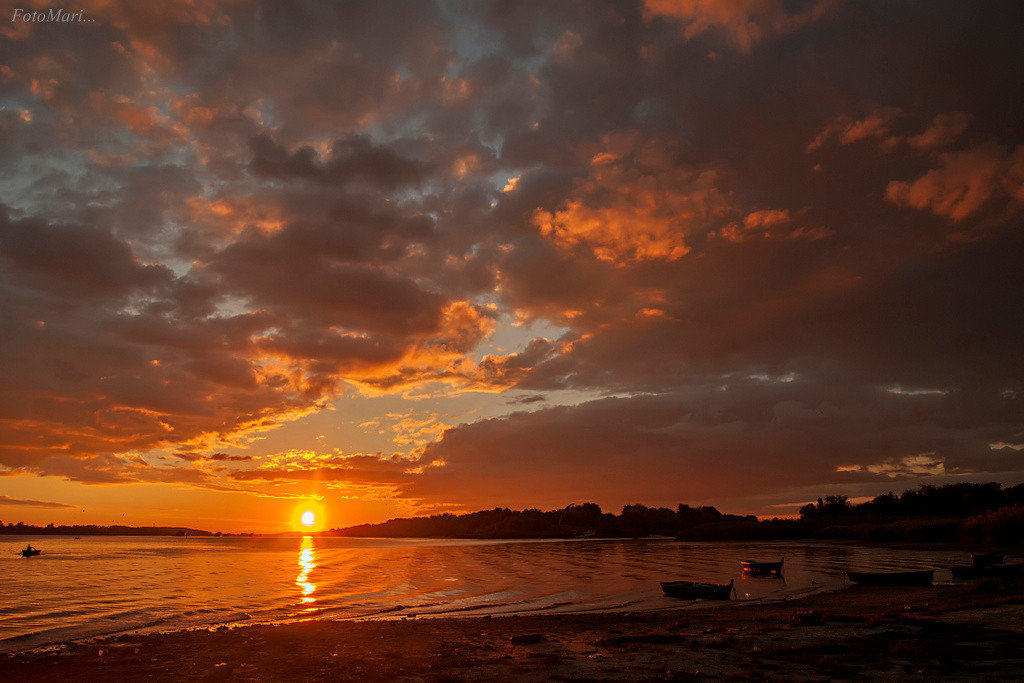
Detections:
[5, 578, 1024, 681]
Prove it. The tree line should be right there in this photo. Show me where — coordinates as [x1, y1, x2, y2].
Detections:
[329, 482, 1024, 543]
[328, 502, 756, 539]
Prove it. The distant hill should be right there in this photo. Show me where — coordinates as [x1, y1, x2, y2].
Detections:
[0, 523, 215, 537]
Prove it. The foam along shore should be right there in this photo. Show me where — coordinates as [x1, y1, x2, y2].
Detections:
[5, 579, 1024, 680]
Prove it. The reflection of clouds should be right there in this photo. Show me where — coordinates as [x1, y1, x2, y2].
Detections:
[296, 536, 316, 605]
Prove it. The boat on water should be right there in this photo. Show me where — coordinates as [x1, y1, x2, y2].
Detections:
[971, 552, 1005, 567]
[661, 579, 734, 600]
[741, 558, 783, 575]
[846, 570, 933, 586]
[950, 562, 1023, 580]
[20, 548, 41, 557]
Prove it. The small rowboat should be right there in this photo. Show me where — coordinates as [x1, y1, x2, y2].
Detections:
[846, 570, 933, 586]
[661, 579, 734, 600]
[20, 548, 41, 557]
[971, 552, 1005, 568]
[951, 562, 1024, 580]
[741, 558, 783, 575]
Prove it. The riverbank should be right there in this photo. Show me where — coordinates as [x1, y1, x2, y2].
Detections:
[5, 578, 1024, 680]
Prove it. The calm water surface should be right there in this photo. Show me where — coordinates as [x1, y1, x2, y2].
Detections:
[0, 536, 971, 652]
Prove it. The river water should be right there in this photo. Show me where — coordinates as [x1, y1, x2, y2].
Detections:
[0, 535, 973, 652]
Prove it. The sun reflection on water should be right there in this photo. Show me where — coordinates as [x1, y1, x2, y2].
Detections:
[296, 536, 316, 606]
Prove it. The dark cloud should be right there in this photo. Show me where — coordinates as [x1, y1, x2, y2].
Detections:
[249, 134, 429, 190]
[407, 378, 1023, 510]
[0, 213, 173, 299]
[174, 452, 255, 463]
[0, 495, 75, 509]
[507, 394, 547, 405]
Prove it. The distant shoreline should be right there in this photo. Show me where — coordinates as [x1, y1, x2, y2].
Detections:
[0, 526, 217, 537]
[5, 481, 1023, 543]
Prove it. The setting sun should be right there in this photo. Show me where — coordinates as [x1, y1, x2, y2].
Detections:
[300, 510, 316, 527]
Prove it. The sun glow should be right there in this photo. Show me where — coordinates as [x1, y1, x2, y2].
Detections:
[291, 501, 325, 532]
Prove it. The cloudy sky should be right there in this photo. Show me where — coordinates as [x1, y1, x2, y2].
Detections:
[1, 0, 1022, 531]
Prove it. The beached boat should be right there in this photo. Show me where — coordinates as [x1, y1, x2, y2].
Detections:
[971, 552, 1005, 567]
[950, 562, 1024, 580]
[660, 579, 734, 600]
[846, 570, 933, 586]
[741, 558, 783, 574]
[20, 548, 41, 557]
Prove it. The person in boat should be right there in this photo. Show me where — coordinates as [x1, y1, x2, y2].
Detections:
[24, 544, 35, 553]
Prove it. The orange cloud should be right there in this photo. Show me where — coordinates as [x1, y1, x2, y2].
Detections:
[908, 112, 970, 151]
[253, 299, 499, 398]
[534, 132, 730, 263]
[184, 196, 286, 237]
[644, 0, 841, 53]
[390, 414, 451, 447]
[87, 92, 174, 138]
[807, 106, 902, 152]
[720, 208, 831, 242]
[886, 143, 1024, 222]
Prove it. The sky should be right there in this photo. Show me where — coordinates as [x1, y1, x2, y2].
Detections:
[0, 0, 1022, 533]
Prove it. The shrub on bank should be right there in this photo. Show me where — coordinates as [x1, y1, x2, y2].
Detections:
[961, 505, 1024, 543]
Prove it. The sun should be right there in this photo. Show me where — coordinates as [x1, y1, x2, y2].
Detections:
[292, 502, 324, 532]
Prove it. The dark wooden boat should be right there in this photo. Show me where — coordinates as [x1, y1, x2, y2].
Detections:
[20, 548, 41, 557]
[741, 558, 783, 574]
[661, 579, 734, 600]
[951, 562, 1024, 580]
[846, 570, 933, 586]
[971, 552, 1004, 567]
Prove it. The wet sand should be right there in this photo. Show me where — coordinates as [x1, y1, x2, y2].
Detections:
[5, 579, 1024, 681]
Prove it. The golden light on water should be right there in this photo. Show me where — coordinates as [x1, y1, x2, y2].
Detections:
[296, 536, 316, 606]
